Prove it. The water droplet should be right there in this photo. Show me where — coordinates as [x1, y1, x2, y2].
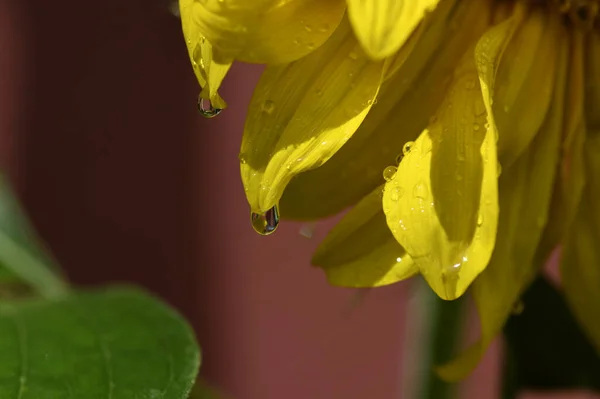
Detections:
[238, 153, 247, 164]
[318, 23, 330, 32]
[262, 100, 275, 114]
[396, 257, 402, 263]
[390, 187, 404, 202]
[304, 24, 313, 32]
[251, 205, 280, 235]
[315, 88, 323, 97]
[503, 104, 510, 113]
[299, 223, 316, 239]
[307, 42, 316, 50]
[382, 166, 397, 182]
[294, 38, 301, 45]
[395, 153, 404, 164]
[413, 181, 428, 199]
[367, 98, 378, 106]
[197, 96, 222, 118]
[402, 141, 415, 156]
[473, 123, 480, 131]
[512, 300, 524, 315]
[477, 213, 483, 226]
[348, 51, 359, 60]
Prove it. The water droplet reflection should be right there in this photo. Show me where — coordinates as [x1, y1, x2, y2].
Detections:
[197, 95, 222, 118]
[251, 205, 280, 235]
[382, 166, 397, 182]
[403, 141, 414, 156]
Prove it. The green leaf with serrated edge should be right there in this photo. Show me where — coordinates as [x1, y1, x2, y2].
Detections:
[0, 286, 200, 399]
[0, 175, 67, 298]
[502, 277, 600, 396]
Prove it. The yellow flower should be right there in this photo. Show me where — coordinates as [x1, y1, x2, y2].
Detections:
[181, 0, 600, 379]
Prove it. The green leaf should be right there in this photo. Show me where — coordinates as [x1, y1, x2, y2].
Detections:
[0, 176, 67, 298]
[502, 276, 600, 397]
[0, 286, 200, 399]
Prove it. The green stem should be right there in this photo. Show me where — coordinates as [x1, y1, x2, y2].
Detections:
[0, 229, 68, 299]
[405, 278, 466, 399]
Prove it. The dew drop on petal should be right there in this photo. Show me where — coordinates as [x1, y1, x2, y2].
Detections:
[382, 166, 397, 182]
[238, 153, 247, 164]
[477, 212, 483, 226]
[413, 180, 428, 200]
[402, 141, 415, 156]
[262, 100, 275, 114]
[251, 205, 280, 235]
[197, 95, 222, 118]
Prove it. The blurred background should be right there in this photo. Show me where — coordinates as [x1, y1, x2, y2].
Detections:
[0, 0, 598, 398]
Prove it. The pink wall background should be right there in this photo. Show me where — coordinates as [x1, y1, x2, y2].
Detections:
[0, 0, 598, 398]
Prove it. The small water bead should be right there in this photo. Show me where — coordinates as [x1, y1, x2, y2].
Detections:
[348, 51, 359, 60]
[395, 153, 404, 164]
[382, 166, 397, 182]
[298, 223, 316, 239]
[413, 180, 428, 200]
[238, 153, 247, 164]
[477, 213, 484, 226]
[473, 123, 480, 131]
[304, 24, 313, 32]
[402, 141, 415, 156]
[262, 100, 275, 115]
[197, 96, 222, 118]
[251, 205, 280, 235]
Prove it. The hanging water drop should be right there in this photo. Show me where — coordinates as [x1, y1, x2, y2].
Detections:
[402, 141, 415, 156]
[197, 95, 222, 118]
[251, 205, 280, 235]
[382, 166, 397, 182]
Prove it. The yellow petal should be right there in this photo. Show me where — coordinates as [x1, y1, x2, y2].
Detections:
[313, 186, 417, 287]
[346, 0, 440, 59]
[190, 0, 346, 64]
[561, 32, 600, 354]
[180, 0, 232, 109]
[437, 18, 568, 381]
[240, 20, 386, 214]
[562, 134, 600, 354]
[493, 4, 557, 168]
[585, 30, 600, 131]
[280, 0, 493, 220]
[382, 50, 499, 301]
